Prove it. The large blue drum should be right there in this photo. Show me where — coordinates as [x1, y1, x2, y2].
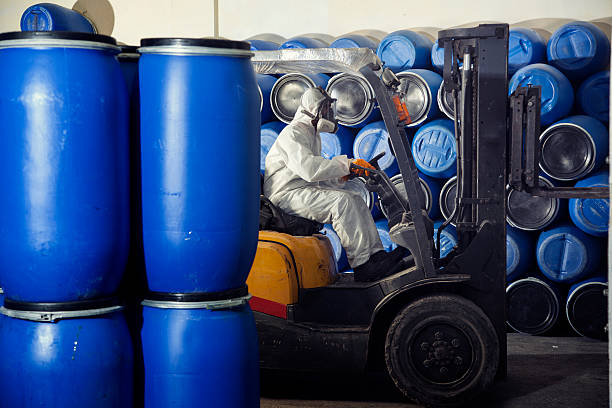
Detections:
[141, 294, 259, 408]
[569, 171, 609, 237]
[506, 225, 534, 282]
[0, 300, 133, 407]
[320, 125, 355, 159]
[330, 34, 378, 51]
[353, 121, 399, 177]
[508, 28, 547, 75]
[257, 74, 277, 123]
[411, 119, 457, 179]
[576, 70, 609, 123]
[260, 121, 286, 173]
[0, 32, 129, 302]
[139, 38, 260, 294]
[376, 30, 433, 72]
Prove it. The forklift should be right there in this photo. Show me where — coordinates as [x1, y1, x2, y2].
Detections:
[247, 24, 609, 407]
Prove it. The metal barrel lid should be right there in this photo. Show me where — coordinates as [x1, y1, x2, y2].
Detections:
[439, 176, 457, 224]
[1, 297, 122, 322]
[539, 121, 597, 181]
[506, 176, 560, 230]
[397, 71, 433, 126]
[566, 279, 608, 340]
[326, 73, 376, 127]
[270, 73, 326, 123]
[437, 81, 456, 120]
[380, 174, 431, 218]
[143, 286, 251, 310]
[506, 277, 559, 335]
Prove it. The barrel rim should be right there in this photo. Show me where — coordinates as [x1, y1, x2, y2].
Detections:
[437, 82, 455, 120]
[439, 176, 458, 225]
[565, 280, 608, 338]
[142, 294, 251, 310]
[3, 296, 120, 312]
[271, 73, 317, 124]
[141, 37, 249, 50]
[0, 30, 116, 45]
[397, 70, 432, 127]
[506, 277, 559, 335]
[539, 122, 596, 181]
[326, 72, 376, 126]
[146, 285, 249, 302]
[1, 303, 123, 322]
[506, 176, 559, 231]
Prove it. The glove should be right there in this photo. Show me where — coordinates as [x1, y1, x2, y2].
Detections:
[350, 159, 376, 177]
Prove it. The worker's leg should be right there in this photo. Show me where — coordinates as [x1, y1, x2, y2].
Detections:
[273, 187, 384, 268]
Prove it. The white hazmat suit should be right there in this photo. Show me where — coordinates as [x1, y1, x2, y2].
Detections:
[263, 88, 384, 268]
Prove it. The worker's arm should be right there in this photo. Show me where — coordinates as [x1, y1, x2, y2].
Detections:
[278, 128, 350, 183]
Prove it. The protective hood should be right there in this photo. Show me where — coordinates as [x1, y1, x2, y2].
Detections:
[293, 87, 338, 133]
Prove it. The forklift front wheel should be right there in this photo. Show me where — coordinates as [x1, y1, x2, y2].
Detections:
[384, 294, 499, 407]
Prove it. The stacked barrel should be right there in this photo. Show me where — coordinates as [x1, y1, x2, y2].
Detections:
[138, 38, 261, 407]
[0, 31, 133, 406]
[254, 20, 609, 340]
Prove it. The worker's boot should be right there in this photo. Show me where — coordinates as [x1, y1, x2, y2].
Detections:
[353, 248, 407, 282]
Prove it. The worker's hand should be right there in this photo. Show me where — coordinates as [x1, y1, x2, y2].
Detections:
[350, 159, 376, 177]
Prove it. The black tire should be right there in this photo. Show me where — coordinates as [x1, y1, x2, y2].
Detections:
[384, 294, 499, 407]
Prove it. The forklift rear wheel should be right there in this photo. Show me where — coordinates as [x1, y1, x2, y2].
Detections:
[384, 294, 499, 407]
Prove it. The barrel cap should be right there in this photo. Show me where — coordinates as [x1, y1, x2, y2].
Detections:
[412, 119, 457, 178]
[326, 73, 375, 126]
[506, 277, 559, 335]
[140, 37, 250, 50]
[507, 177, 559, 230]
[0, 30, 115, 45]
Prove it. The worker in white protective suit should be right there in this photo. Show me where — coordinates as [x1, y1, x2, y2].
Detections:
[264, 87, 406, 282]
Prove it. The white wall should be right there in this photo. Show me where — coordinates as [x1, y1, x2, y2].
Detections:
[1, 0, 611, 45]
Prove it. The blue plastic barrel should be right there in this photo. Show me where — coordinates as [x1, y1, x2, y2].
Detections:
[433, 221, 457, 258]
[576, 70, 610, 123]
[260, 121, 286, 173]
[280, 36, 328, 49]
[569, 171, 609, 237]
[375, 219, 398, 252]
[411, 119, 457, 178]
[0, 32, 129, 302]
[547, 21, 611, 81]
[141, 297, 259, 408]
[0, 288, 3, 307]
[353, 121, 399, 177]
[330, 34, 378, 51]
[539, 115, 608, 181]
[431, 42, 444, 73]
[397, 69, 442, 126]
[248, 39, 279, 51]
[508, 28, 547, 75]
[21, 3, 96, 33]
[0, 302, 133, 407]
[321, 225, 348, 271]
[509, 63, 574, 126]
[566, 276, 608, 340]
[271, 73, 330, 123]
[536, 223, 601, 283]
[376, 30, 433, 72]
[383, 174, 441, 219]
[257, 74, 277, 123]
[506, 225, 534, 282]
[320, 126, 355, 159]
[506, 277, 560, 335]
[326, 73, 380, 127]
[506, 177, 560, 230]
[139, 38, 260, 294]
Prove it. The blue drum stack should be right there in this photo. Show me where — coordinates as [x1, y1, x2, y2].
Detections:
[0, 31, 133, 407]
[138, 37, 261, 407]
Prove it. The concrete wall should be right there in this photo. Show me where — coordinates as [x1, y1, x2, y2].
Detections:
[1, 0, 611, 45]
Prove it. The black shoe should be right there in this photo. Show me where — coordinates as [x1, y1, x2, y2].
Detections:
[354, 250, 406, 282]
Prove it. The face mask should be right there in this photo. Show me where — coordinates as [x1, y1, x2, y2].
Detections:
[317, 97, 338, 133]
[317, 117, 338, 133]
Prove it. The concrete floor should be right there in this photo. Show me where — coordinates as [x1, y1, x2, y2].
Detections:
[260, 334, 608, 408]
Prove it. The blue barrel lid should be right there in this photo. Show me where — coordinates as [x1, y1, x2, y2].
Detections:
[411, 119, 457, 178]
[536, 223, 601, 283]
[21, 3, 96, 33]
[433, 221, 457, 258]
[508, 28, 547, 75]
[375, 219, 397, 252]
[353, 121, 399, 176]
[569, 171, 609, 237]
[260, 122, 286, 173]
[508, 63, 574, 126]
[577, 70, 610, 123]
[330, 34, 378, 51]
[376, 30, 433, 72]
[280, 36, 328, 49]
[547, 21, 611, 81]
[249, 39, 279, 51]
[320, 125, 354, 159]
